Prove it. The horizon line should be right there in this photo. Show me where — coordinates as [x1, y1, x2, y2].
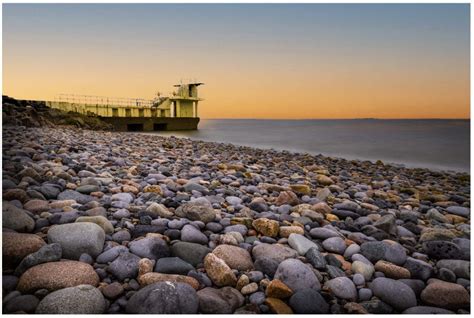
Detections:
[200, 117, 471, 120]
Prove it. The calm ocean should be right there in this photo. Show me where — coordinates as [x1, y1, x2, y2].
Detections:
[147, 119, 470, 173]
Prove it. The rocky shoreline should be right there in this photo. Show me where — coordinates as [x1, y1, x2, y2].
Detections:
[2, 124, 471, 314]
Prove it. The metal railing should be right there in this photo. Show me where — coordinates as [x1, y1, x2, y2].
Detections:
[54, 94, 155, 107]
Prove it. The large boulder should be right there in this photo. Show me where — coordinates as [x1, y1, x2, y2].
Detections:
[47, 223, 105, 259]
[126, 282, 199, 314]
[3, 232, 45, 269]
[17, 261, 99, 293]
[36, 285, 106, 314]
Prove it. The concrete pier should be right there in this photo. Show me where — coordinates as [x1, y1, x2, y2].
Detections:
[101, 117, 199, 131]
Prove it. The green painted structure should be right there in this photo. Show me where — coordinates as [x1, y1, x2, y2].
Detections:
[45, 82, 203, 131]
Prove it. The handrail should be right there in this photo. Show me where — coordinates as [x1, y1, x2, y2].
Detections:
[54, 93, 155, 107]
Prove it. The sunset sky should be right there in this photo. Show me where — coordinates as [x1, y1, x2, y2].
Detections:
[3, 4, 470, 119]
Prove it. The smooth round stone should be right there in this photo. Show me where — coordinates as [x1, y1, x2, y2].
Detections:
[57, 190, 94, 205]
[322, 237, 346, 254]
[47, 222, 105, 259]
[165, 229, 181, 240]
[168, 219, 187, 230]
[126, 282, 199, 314]
[4, 294, 39, 313]
[14, 243, 62, 276]
[383, 241, 407, 265]
[305, 247, 327, 270]
[360, 241, 387, 263]
[289, 289, 329, 314]
[452, 238, 470, 260]
[3, 232, 46, 269]
[111, 193, 134, 204]
[17, 261, 99, 293]
[223, 224, 248, 236]
[438, 268, 456, 282]
[249, 291, 266, 305]
[151, 218, 169, 227]
[213, 244, 254, 271]
[226, 196, 242, 205]
[420, 280, 470, 310]
[370, 277, 417, 311]
[422, 240, 462, 260]
[404, 257, 433, 280]
[107, 252, 140, 281]
[247, 271, 264, 282]
[171, 242, 211, 267]
[129, 237, 169, 259]
[324, 277, 357, 300]
[76, 185, 99, 194]
[343, 244, 360, 259]
[274, 258, 320, 292]
[402, 306, 455, 314]
[445, 206, 470, 218]
[23, 199, 49, 214]
[309, 227, 340, 240]
[188, 270, 212, 287]
[2, 202, 35, 232]
[398, 279, 426, 297]
[75, 215, 114, 234]
[288, 233, 318, 256]
[96, 246, 128, 264]
[254, 257, 279, 278]
[352, 261, 374, 281]
[358, 288, 372, 301]
[79, 253, 94, 264]
[174, 200, 216, 224]
[2, 275, 19, 292]
[436, 259, 470, 279]
[353, 273, 365, 286]
[36, 285, 106, 314]
[102, 282, 124, 299]
[112, 209, 130, 220]
[154, 257, 194, 275]
[181, 224, 208, 245]
[205, 222, 223, 233]
[196, 286, 244, 314]
[112, 230, 131, 243]
[241, 282, 258, 295]
[252, 243, 298, 263]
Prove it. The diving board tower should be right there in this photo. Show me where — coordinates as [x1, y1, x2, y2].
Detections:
[167, 81, 203, 118]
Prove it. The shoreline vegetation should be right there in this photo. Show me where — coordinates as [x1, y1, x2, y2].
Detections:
[2, 97, 471, 314]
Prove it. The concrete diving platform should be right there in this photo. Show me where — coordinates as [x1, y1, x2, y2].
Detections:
[46, 81, 204, 132]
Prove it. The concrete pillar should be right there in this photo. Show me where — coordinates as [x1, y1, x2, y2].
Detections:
[193, 102, 196, 118]
[177, 100, 181, 117]
[170, 102, 175, 117]
[195, 102, 198, 118]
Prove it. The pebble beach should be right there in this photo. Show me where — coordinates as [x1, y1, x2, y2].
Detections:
[2, 125, 471, 314]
